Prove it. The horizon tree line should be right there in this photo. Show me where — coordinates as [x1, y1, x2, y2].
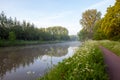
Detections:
[0, 11, 70, 41]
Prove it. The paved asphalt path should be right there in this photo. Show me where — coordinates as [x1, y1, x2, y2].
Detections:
[100, 46, 120, 80]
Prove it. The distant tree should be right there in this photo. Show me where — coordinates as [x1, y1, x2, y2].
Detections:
[0, 11, 70, 41]
[69, 35, 78, 41]
[47, 26, 69, 41]
[80, 9, 101, 39]
[78, 29, 89, 41]
[0, 11, 9, 39]
[9, 31, 16, 41]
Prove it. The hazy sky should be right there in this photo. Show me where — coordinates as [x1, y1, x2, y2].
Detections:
[0, 0, 115, 35]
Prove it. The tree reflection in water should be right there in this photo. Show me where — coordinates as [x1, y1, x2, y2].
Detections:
[0, 42, 79, 80]
[0, 43, 70, 79]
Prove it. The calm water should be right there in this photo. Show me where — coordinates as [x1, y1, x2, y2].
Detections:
[0, 41, 81, 80]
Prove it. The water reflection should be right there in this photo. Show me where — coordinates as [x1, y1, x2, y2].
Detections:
[0, 41, 80, 80]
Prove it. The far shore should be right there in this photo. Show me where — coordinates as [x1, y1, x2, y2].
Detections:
[0, 40, 67, 47]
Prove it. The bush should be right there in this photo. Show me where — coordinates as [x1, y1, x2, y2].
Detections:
[8, 31, 16, 41]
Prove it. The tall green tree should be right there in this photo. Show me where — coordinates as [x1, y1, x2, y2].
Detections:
[0, 11, 9, 39]
[101, 1, 120, 40]
[80, 9, 101, 39]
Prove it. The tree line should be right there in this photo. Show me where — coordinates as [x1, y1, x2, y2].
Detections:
[0, 12, 70, 41]
[78, 0, 120, 41]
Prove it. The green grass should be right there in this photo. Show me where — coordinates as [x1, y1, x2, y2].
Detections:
[38, 40, 109, 80]
[98, 40, 120, 56]
[0, 40, 64, 47]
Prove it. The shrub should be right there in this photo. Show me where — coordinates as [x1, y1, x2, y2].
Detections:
[8, 31, 16, 41]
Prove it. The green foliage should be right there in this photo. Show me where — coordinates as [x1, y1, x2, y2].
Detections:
[8, 31, 16, 41]
[79, 0, 120, 40]
[39, 41, 108, 80]
[69, 35, 78, 41]
[100, 1, 120, 40]
[93, 19, 107, 40]
[0, 11, 70, 41]
[0, 40, 63, 47]
[78, 9, 101, 41]
[79, 9, 101, 40]
[46, 26, 69, 41]
[98, 40, 120, 56]
[78, 29, 89, 41]
[79, 1, 120, 41]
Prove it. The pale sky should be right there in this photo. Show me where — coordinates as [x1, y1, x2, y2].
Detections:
[0, 0, 115, 35]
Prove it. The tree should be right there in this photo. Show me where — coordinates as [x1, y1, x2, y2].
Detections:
[9, 31, 16, 41]
[46, 26, 69, 41]
[0, 11, 9, 39]
[69, 35, 78, 41]
[0, 11, 70, 41]
[78, 29, 88, 41]
[80, 9, 101, 39]
[93, 19, 107, 40]
[101, 1, 120, 40]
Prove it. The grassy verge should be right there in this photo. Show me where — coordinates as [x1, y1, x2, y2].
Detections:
[98, 40, 120, 56]
[0, 40, 64, 47]
[38, 40, 108, 80]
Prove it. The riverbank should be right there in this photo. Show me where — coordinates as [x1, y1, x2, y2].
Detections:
[38, 40, 120, 80]
[0, 40, 65, 47]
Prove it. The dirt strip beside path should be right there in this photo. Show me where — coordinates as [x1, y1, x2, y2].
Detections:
[100, 46, 120, 80]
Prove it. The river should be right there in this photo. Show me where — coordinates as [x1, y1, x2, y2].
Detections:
[0, 41, 81, 80]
